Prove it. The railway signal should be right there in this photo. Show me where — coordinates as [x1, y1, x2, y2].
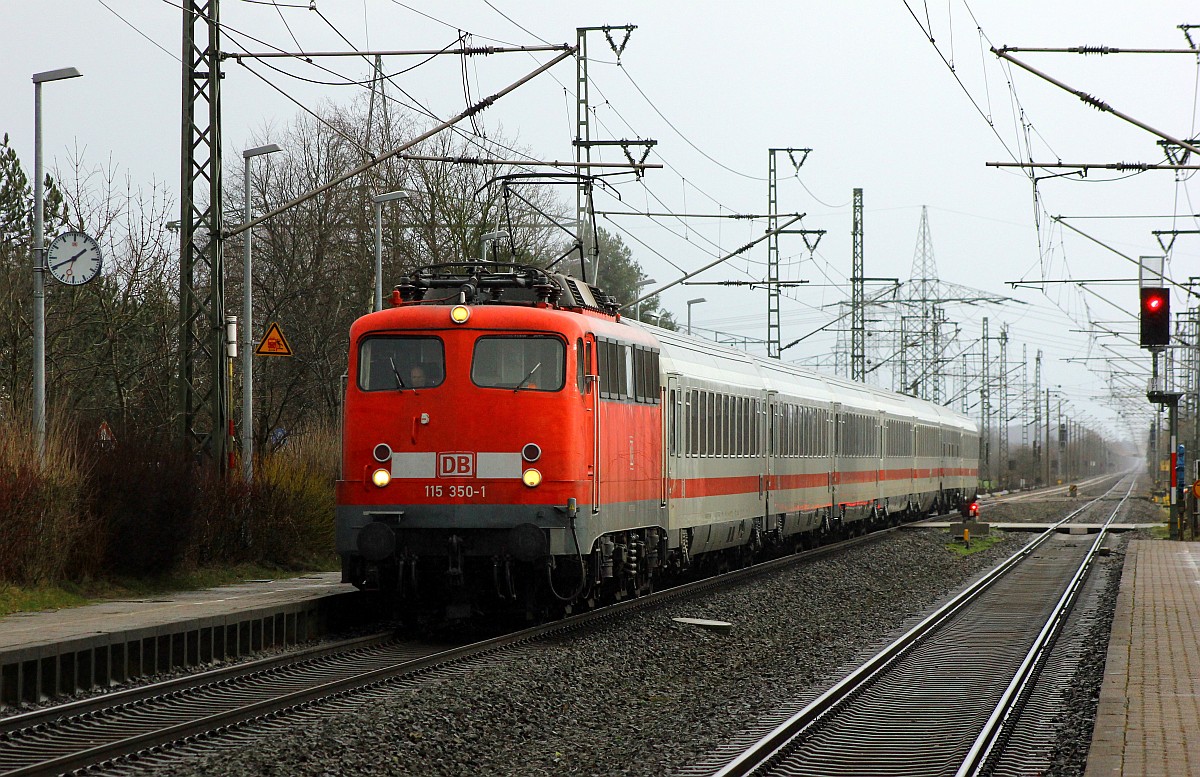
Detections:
[1139, 286, 1170, 346]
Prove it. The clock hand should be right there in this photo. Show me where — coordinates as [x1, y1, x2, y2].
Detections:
[50, 256, 78, 270]
[71, 249, 87, 261]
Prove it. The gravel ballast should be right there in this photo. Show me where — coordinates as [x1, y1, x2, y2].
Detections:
[139, 491, 1158, 776]
[153, 529, 1018, 776]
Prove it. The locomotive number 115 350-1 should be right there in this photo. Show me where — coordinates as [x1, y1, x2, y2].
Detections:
[425, 484, 488, 499]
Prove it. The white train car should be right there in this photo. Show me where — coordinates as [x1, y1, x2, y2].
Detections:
[650, 324, 978, 557]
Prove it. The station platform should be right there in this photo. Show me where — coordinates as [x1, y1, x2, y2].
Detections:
[0, 572, 360, 708]
[1086, 541, 1200, 776]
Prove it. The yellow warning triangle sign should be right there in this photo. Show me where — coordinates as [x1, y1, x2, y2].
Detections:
[255, 322, 294, 357]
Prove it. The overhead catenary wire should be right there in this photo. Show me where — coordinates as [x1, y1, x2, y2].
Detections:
[225, 47, 576, 239]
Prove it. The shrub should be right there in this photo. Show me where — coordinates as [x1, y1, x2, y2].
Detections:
[1, 416, 340, 588]
[0, 417, 96, 585]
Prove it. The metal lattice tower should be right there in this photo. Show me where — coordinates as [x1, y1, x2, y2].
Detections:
[1021, 344, 1029, 452]
[178, 0, 226, 464]
[980, 317, 991, 485]
[1034, 349, 1043, 483]
[366, 54, 389, 153]
[998, 324, 1009, 488]
[574, 27, 592, 270]
[766, 148, 809, 359]
[574, 27, 644, 284]
[907, 206, 938, 401]
[850, 188, 865, 381]
[767, 151, 781, 358]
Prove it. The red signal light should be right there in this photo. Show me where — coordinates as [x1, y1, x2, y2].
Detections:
[1140, 287, 1170, 347]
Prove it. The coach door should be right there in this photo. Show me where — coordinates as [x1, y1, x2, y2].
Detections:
[764, 391, 778, 520]
[582, 334, 600, 514]
[830, 402, 842, 510]
[664, 375, 680, 516]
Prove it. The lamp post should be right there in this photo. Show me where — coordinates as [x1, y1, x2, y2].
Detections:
[31, 66, 82, 462]
[634, 277, 657, 322]
[372, 190, 409, 311]
[481, 230, 509, 263]
[687, 297, 707, 336]
[241, 143, 281, 482]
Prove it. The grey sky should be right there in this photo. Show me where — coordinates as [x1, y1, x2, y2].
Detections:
[4, 1, 1198, 443]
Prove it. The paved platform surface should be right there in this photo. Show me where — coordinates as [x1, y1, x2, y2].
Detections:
[0, 572, 351, 652]
[1086, 541, 1200, 776]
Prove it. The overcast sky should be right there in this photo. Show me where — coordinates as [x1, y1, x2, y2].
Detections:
[4, 1, 1198, 444]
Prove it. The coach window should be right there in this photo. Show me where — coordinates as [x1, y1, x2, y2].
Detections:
[734, 397, 741, 456]
[359, 336, 445, 391]
[471, 335, 565, 391]
[618, 345, 631, 399]
[669, 390, 677, 455]
[716, 394, 725, 456]
[691, 391, 700, 456]
[731, 397, 739, 456]
[730, 396, 737, 456]
[702, 391, 710, 456]
[714, 395, 723, 456]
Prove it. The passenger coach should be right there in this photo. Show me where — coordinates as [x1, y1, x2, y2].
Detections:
[335, 263, 980, 618]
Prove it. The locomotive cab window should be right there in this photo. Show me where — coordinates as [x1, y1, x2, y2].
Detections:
[472, 335, 565, 391]
[358, 336, 445, 391]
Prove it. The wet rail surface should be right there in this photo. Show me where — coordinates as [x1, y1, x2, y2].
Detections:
[705, 475, 1135, 777]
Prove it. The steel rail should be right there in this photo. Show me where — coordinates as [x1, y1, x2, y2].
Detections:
[0, 631, 395, 735]
[0, 525, 895, 776]
[956, 475, 1135, 776]
[978, 471, 1124, 505]
[711, 476, 1130, 777]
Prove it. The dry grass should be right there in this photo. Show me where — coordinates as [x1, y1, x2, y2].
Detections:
[0, 416, 340, 601]
[0, 416, 100, 585]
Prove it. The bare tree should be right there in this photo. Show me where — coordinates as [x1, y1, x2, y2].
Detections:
[231, 100, 570, 451]
[46, 149, 179, 433]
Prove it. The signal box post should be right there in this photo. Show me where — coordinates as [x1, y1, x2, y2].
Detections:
[1141, 257, 1181, 537]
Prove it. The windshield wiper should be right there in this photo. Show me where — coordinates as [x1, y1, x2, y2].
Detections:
[388, 357, 412, 392]
[511, 362, 541, 392]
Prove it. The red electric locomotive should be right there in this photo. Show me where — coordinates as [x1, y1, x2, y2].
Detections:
[337, 263, 659, 618]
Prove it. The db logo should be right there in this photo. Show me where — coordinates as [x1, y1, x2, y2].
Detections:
[438, 452, 475, 478]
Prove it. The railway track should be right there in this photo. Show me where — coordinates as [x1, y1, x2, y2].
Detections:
[705, 474, 1135, 777]
[0, 525, 900, 776]
[979, 471, 1123, 505]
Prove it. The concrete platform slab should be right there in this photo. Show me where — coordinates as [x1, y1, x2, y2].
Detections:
[1086, 541, 1200, 776]
[0, 573, 361, 708]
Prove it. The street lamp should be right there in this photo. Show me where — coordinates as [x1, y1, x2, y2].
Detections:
[372, 190, 409, 311]
[241, 142, 281, 482]
[634, 277, 657, 322]
[32, 66, 82, 462]
[481, 230, 509, 263]
[687, 297, 707, 336]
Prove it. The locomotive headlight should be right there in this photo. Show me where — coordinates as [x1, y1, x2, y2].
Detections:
[371, 468, 392, 488]
[450, 305, 471, 324]
[373, 443, 392, 463]
[522, 443, 542, 462]
[522, 468, 543, 488]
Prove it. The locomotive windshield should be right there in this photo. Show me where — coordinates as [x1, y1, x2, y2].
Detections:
[358, 336, 445, 390]
[471, 336, 565, 391]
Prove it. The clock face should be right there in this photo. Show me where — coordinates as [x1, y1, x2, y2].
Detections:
[47, 231, 103, 286]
